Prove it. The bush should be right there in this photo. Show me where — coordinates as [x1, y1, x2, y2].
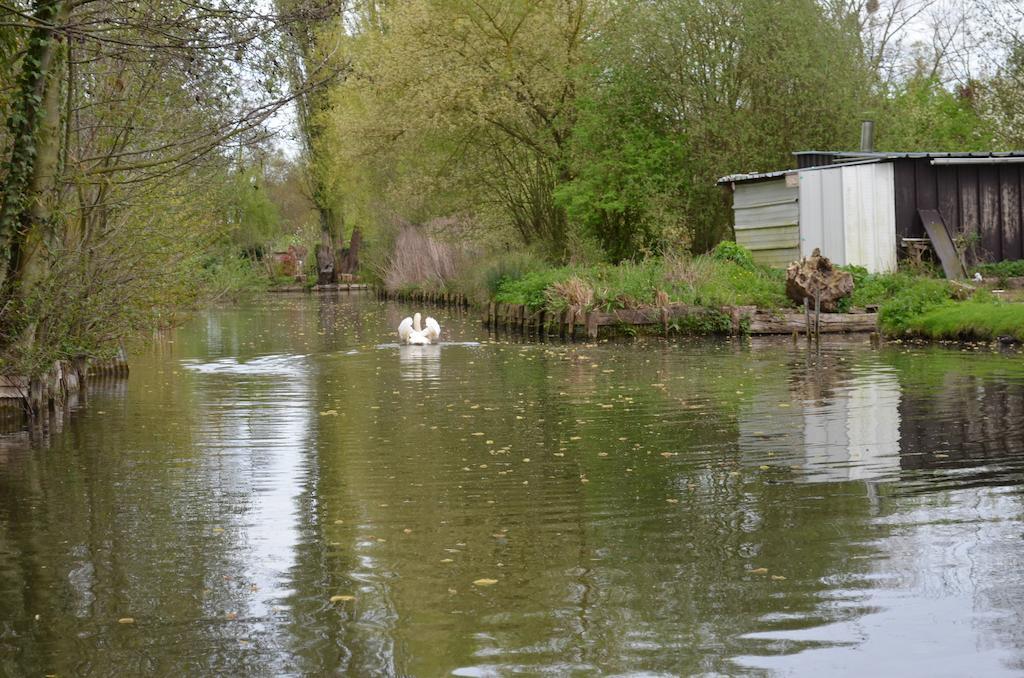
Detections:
[494, 268, 570, 309]
[710, 241, 756, 270]
[877, 277, 953, 333]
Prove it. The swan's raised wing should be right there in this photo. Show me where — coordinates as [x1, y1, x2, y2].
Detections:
[424, 316, 441, 341]
[398, 316, 414, 342]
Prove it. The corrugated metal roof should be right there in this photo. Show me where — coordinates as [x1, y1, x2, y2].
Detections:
[717, 169, 793, 185]
[794, 150, 1024, 160]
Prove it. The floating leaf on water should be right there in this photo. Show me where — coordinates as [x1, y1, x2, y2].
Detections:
[225, 612, 238, 620]
[472, 578, 498, 586]
[759, 465, 770, 470]
[666, 498, 679, 504]
[117, 617, 135, 625]
[319, 410, 338, 416]
[440, 558, 454, 563]
[771, 575, 787, 581]
[403, 528, 412, 534]
[330, 595, 356, 603]
[750, 568, 769, 575]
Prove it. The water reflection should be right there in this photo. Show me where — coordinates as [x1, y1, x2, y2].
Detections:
[1, 295, 1023, 676]
[398, 344, 442, 382]
[740, 365, 902, 482]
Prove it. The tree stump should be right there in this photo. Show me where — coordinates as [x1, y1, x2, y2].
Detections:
[785, 248, 853, 312]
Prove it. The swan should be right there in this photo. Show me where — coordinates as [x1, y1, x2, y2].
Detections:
[398, 312, 441, 344]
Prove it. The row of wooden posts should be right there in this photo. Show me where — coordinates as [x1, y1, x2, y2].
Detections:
[375, 287, 878, 339]
[375, 288, 472, 308]
[483, 301, 878, 339]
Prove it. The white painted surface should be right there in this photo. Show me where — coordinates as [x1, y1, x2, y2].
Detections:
[797, 163, 897, 272]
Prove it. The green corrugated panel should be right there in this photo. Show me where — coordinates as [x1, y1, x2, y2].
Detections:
[736, 225, 799, 249]
[749, 248, 800, 268]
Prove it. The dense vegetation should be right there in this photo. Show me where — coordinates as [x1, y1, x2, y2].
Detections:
[1, 0, 1023, 379]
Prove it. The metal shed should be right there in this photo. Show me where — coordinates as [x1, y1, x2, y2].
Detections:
[795, 151, 1024, 265]
[719, 161, 897, 272]
[722, 150, 1024, 272]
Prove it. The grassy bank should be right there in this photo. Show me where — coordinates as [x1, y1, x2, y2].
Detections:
[376, 241, 1024, 342]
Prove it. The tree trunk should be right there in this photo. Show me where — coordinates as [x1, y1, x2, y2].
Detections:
[0, 1, 70, 295]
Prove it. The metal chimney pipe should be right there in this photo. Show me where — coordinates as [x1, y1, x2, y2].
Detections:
[860, 120, 875, 152]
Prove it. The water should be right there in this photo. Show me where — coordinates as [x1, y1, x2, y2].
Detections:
[2, 293, 1023, 676]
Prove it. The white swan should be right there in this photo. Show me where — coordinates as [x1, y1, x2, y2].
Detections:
[398, 312, 441, 344]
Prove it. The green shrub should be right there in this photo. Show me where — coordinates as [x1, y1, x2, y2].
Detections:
[710, 241, 756, 270]
[877, 277, 953, 333]
[494, 268, 570, 309]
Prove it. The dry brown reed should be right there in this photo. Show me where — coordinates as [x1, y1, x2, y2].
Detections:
[547, 276, 594, 310]
[383, 224, 465, 291]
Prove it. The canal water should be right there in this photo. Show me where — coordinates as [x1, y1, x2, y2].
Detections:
[2, 293, 1023, 676]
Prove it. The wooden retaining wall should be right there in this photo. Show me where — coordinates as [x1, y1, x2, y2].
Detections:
[375, 288, 471, 308]
[0, 347, 129, 414]
[268, 283, 370, 293]
[371, 286, 877, 339]
[482, 302, 877, 339]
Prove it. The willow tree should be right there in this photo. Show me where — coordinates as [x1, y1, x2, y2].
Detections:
[324, 0, 596, 259]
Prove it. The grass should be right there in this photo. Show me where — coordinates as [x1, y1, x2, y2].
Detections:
[380, 240, 1024, 342]
[489, 255, 788, 313]
[902, 301, 1024, 341]
[974, 260, 1024, 283]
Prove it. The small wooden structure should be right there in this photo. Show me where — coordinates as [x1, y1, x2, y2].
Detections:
[721, 150, 1024, 275]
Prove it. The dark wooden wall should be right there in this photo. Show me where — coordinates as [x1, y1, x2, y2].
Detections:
[893, 158, 1024, 263]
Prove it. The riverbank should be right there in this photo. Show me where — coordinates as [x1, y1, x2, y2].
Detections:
[373, 243, 1024, 343]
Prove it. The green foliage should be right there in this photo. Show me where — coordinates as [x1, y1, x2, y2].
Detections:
[484, 254, 788, 314]
[556, 70, 692, 261]
[975, 260, 1024, 282]
[227, 167, 282, 255]
[876, 76, 995, 151]
[874, 277, 954, 333]
[710, 241, 756, 270]
[668, 309, 733, 335]
[494, 269, 571, 310]
[199, 253, 270, 302]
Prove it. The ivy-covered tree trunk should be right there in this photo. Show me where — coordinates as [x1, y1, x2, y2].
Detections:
[0, 0, 69, 300]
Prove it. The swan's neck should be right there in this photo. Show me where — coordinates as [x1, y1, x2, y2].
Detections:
[413, 312, 422, 332]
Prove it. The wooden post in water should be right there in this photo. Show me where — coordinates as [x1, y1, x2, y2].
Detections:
[814, 291, 821, 345]
[804, 298, 811, 344]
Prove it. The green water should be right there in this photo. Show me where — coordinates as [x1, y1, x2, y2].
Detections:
[2, 293, 1024, 676]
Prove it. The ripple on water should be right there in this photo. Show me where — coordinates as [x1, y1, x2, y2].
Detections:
[3, 299, 1024, 676]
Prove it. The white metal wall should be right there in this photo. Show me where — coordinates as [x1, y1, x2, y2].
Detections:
[797, 163, 897, 272]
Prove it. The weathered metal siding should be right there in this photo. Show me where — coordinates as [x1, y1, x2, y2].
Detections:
[797, 167, 845, 262]
[842, 163, 897, 272]
[797, 163, 897, 272]
[732, 178, 800, 267]
[893, 158, 1024, 263]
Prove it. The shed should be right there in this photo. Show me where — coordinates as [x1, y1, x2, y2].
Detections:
[720, 150, 1024, 273]
[719, 160, 897, 272]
